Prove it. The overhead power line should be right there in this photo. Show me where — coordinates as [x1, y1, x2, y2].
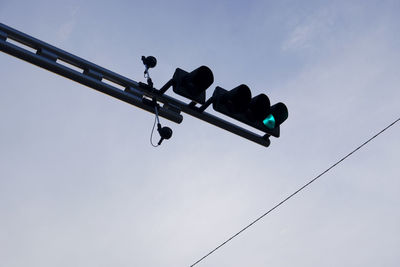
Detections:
[190, 117, 400, 267]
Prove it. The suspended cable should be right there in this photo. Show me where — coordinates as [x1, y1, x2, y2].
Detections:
[150, 103, 173, 147]
[150, 111, 159, 147]
[190, 117, 400, 267]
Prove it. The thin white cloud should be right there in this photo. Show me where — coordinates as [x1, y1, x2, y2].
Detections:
[56, 6, 79, 42]
[282, 7, 335, 51]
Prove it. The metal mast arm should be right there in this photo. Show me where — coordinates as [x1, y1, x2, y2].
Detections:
[0, 23, 270, 147]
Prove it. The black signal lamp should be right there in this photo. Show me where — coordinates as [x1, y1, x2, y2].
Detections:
[172, 66, 214, 104]
[247, 94, 270, 121]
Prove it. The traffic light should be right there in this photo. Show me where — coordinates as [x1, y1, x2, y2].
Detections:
[212, 85, 288, 137]
[172, 66, 214, 104]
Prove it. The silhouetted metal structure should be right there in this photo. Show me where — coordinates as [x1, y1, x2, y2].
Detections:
[0, 23, 288, 147]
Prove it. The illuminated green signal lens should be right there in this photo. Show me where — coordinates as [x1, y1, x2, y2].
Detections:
[263, 114, 276, 129]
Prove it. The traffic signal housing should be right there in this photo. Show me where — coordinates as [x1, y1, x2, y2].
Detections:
[212, 85, 288, 137]
[172, 66, 214, 104]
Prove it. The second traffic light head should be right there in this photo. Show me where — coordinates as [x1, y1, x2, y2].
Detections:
[172, 66, 214, 104]
[212, 85, 287, 137]
[212, 85, 271, 121]
[219, 84, 252, 113]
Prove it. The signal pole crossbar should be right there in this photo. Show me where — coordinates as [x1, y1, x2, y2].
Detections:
[0, 23, 283, 147]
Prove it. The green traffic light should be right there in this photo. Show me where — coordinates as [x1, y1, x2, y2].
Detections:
[263, 114, 276, 129]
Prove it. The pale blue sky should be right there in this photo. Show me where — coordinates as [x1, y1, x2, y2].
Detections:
[1, 1, 399, 266]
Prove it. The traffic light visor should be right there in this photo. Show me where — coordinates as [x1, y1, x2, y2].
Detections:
[270, 102, 288, 126]
[248, 94, 270, 121]
[172, 66, 214, 104]
[224, 84, 251, 113]
[186, 66, 214, 93]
